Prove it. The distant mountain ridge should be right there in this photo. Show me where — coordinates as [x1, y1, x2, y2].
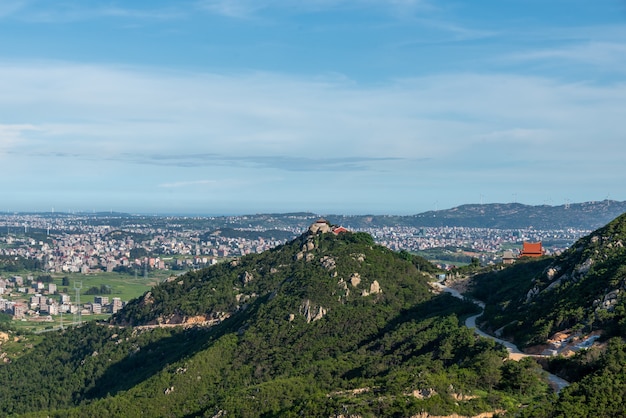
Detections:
[333, 200, 626, 230]
[180, 199, 626, 231]
[12, 200, 626, 231]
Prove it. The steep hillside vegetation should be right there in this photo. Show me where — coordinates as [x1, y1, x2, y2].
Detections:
[471, 212, 626, 347]
[469, 212, 626, 417]
[0, 226, 553, 417]
[114, 229, 438, 327]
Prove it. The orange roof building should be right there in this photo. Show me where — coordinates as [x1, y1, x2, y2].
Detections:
[519, 242, 544, 258]
[332, 226, 349, 235]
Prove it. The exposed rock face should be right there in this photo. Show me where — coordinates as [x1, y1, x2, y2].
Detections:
[350, 273, 361, 287]
[526, 286, 540, 302]
[142, 291, 154, 305]
[546, 267, 560, 280]
[370, 280, 382, 294]
[309, 219, 332, 234]
[362, 280, 383, 297]
[576, 258, 594, 275]
[236, 293, 256, 303]
[185, 315, 208, 325]
[320, 256, 336, 271]
[240, 271, 254, 285]
[300, 299, 327, 323]
[411, 388, 437, 399]
[594, 289, 620, 312]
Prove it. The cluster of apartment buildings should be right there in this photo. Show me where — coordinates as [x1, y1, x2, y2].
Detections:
[363, 225, 590, 263]
[0, 214, 593, 278]
[0, 216, 288, 276]
[0, 275, 124, 320]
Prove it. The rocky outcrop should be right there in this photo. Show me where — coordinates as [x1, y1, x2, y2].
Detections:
[350, 273, 361, 287]
[142, 291, 154, 305]
[300, 299, 327, 323]
[240, 271, 254, 285]
[309, 219, 332, 234]
[337, 278, 350, 300]
[594, 289, 620, 312]
[320, 256, 336, 271]
[410, 388, 437, 399]
[370, 280, 382, 294]
[361, 280, 382, 297]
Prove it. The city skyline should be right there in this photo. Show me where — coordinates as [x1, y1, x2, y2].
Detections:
[1, 1, 625, 215]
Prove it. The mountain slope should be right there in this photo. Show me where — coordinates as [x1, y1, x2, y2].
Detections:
[470, 212, 626, 348]
[113, 228, 438, 327]
[0, 226, 554, 417]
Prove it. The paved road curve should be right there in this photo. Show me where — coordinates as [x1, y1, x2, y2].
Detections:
[431, 280, 570, 392]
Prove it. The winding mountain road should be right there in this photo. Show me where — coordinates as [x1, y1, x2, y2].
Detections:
[432, 280, 570, 392]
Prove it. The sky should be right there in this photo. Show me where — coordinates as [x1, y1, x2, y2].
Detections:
[1, 0, 625, 215]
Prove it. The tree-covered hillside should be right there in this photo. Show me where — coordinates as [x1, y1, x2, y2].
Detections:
[471, 212, 626, 347]
[113, 230, 438, 327]
[469, 212, 626, 417]
[0, 227, 553, 417]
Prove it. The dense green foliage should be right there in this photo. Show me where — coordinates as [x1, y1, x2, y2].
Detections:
[515, 338, 626, 417]
[470, 213, 626, 347]
[0, 230, 553, 417]
[466, 213, 626, 417]
[0, 254, 43, 272]
[115, 231, 435, 326]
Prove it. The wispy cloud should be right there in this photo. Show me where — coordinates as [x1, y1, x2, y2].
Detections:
[1, 61, 624, 163]
[0, 1, 184, 22]
[506, 41, 626, 70]
[0, 124, 39, 153]
[159, 180, 218, 188]
[0, 0, 29, 18]
[1, 59, 625, 213]
[195, 0, 434, 19]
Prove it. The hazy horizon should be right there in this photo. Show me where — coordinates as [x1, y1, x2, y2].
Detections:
[1, 198, 622, 218]
[1, 1, 625, 214]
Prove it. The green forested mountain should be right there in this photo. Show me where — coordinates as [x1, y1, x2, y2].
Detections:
[0, 225, 552, 417]
[471, 212, 626, 347]
[470, 212, 626, 417]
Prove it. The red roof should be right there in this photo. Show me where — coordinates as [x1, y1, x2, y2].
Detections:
[520, 242, 544, 257]
[332, 226, 349, 235]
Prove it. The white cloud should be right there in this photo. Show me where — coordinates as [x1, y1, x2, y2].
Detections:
[507, 41, 626, 69]
[0, 124, 39, 154]
[0, 60, 624, 181]
[158, 180, 218, 188]
[0, 0, 29, 18]
[195, 0, 434, 19]
[0, 1, 184, 22]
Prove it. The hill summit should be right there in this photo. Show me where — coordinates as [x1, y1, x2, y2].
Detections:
[114, 220, 433, 327]
[0, 222, 557, 417]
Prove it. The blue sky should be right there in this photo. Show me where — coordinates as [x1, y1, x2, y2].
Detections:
[1, 0, 625, 215]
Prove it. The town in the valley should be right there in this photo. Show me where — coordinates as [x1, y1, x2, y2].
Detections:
[0, 212, 590, 325]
